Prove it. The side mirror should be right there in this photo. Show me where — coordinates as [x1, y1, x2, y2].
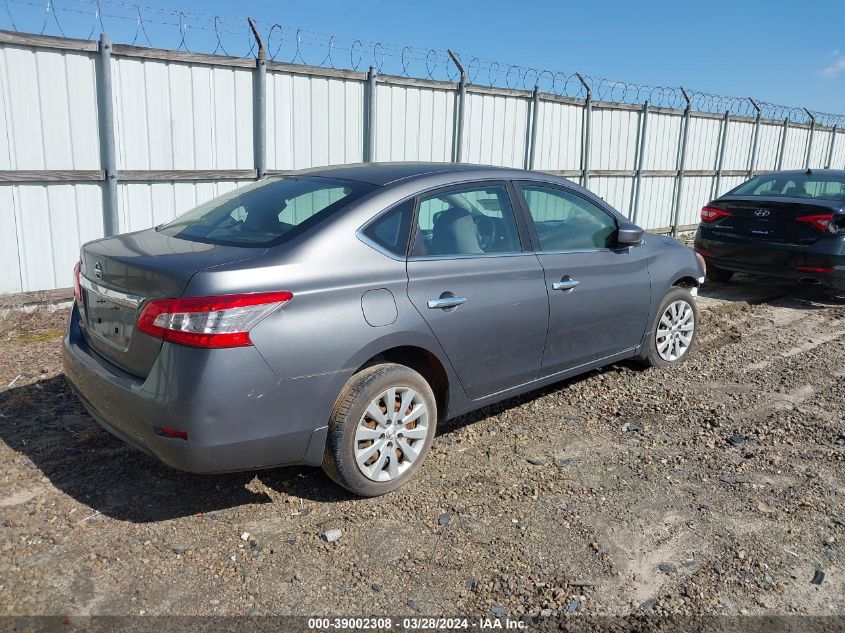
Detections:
[617, 222, 644, 247]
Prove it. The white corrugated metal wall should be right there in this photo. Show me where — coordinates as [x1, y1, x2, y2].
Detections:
[1, 31, 843, 294]
[375, 82, 453, 162]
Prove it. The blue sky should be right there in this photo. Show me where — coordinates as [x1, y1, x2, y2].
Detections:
[9, 0, 845, 113]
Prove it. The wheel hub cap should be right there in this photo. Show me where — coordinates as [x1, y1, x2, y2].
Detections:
[354, 386, 429, 482]
[655, 299, 695, 362]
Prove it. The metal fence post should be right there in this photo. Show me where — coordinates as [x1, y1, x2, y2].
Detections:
[747, 98, 761, 178]
[826, 125, 838, 168]
[631, 100, 649, 225]
[804, 108, 816, 169]
[249, 18, 266, 179]
[448, 50, 467, 164]
[364, 65, 377, 162]
[576, 73, 592, 188]
[713, 110, 729, 199]
[97, 33, 119, 236]
[527, 85, 540, 170]
[777, 118, 789, 171]
[671, 87, 691, 236]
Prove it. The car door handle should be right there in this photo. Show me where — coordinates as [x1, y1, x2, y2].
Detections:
[552, 278, 580, 291]
[427, 296, 467, 309]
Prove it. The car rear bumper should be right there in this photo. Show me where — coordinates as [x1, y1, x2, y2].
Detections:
[63, 304, 340, 473]
[695, 229, 845, 290]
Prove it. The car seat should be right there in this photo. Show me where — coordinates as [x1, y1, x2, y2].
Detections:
[430, 207, 483, 255]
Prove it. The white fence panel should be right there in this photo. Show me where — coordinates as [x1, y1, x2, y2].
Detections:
[643, 113, 682, 171]
[113, 57, 254, 170]
[781, 127, 809, 169]
[591, 109, 639, 171]
[268, 72, 364, 169]
[831, 131, 845, 169]
[533, 100, 582, 171]
[375, 83, 453, 162]
[591, 176, 634, 217]
[0, 183, 103, 293]
[685, 116, 721, 171]
[462, 92, 529, 168]
[756, 123, 782, 171]
[637, 178, 676, 229]
[810, 129, 832, 168]
[0, 45, 100, 169]
[0, 186, 21, 294]
[722, 120, 754, 171]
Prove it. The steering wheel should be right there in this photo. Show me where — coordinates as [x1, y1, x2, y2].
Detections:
[473, 214, 497, 251]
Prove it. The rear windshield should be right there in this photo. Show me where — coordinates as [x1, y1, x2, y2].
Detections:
[729, 172, 845, 201]
[158, 177, 377, 247]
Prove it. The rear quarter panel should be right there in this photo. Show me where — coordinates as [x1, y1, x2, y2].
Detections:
[181, 214, 463, 424]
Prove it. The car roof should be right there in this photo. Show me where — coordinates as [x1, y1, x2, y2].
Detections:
[276, 162, 543, 186]
[755, 169, 845, 177]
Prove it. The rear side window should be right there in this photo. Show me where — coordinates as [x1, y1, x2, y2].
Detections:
[519, 185, 617, 251]
[731, 173, 845, 201]
[362, 199, 414, 256]
[158, 177, 376, 247]
[411, 185, 521, 257]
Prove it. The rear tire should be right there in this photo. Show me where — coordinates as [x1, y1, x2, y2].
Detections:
[706, 265, 734, 283]
[642, 287, 699, 368]
[322, 363, 437, 497]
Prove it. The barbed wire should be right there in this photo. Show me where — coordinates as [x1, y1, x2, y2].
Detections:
[3, 0, 843, 127]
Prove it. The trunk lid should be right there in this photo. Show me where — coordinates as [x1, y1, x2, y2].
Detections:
[712, 196, 842, 244]
[79, 228, 265, 377]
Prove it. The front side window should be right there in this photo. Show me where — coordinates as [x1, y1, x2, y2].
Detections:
[411, 185, 521, 257]
[731, 173, 845, 201]
[158, 177, 376, 247]
[519, 185, 617, 251]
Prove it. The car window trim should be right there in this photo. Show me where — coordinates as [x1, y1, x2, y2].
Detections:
[356, 196, 416, 261]
[407, 179, 533, 261]
[512, 180, 623, 254]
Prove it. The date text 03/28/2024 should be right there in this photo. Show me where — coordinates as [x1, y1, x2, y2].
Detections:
[306, 616, 528, 629]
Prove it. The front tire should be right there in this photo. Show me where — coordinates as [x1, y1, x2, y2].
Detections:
[642, 287, 698, 368]
[322, 363, 437, 497]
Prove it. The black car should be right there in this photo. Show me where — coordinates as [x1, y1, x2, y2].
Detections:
[694, 169, 845, 293]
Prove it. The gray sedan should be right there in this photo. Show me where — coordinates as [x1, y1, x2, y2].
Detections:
[63, 163, 704, 496]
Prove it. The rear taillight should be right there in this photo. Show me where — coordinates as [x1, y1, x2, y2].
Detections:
[795, 214, 833, 233]
[73, 261, 83, 303]
[136, 291, 293, 348]
[701, 206, 732, 222]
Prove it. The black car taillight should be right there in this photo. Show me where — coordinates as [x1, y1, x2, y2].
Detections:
[795, 214, 833, 233]
[701, 206, 732, 222]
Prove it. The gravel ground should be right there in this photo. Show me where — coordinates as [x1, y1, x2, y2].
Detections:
[0, 275, 843, 626]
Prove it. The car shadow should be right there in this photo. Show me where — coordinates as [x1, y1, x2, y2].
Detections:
[0, 375, 358, 523]
[697, 272, 845, 308]
[0, 365, 624, 523]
